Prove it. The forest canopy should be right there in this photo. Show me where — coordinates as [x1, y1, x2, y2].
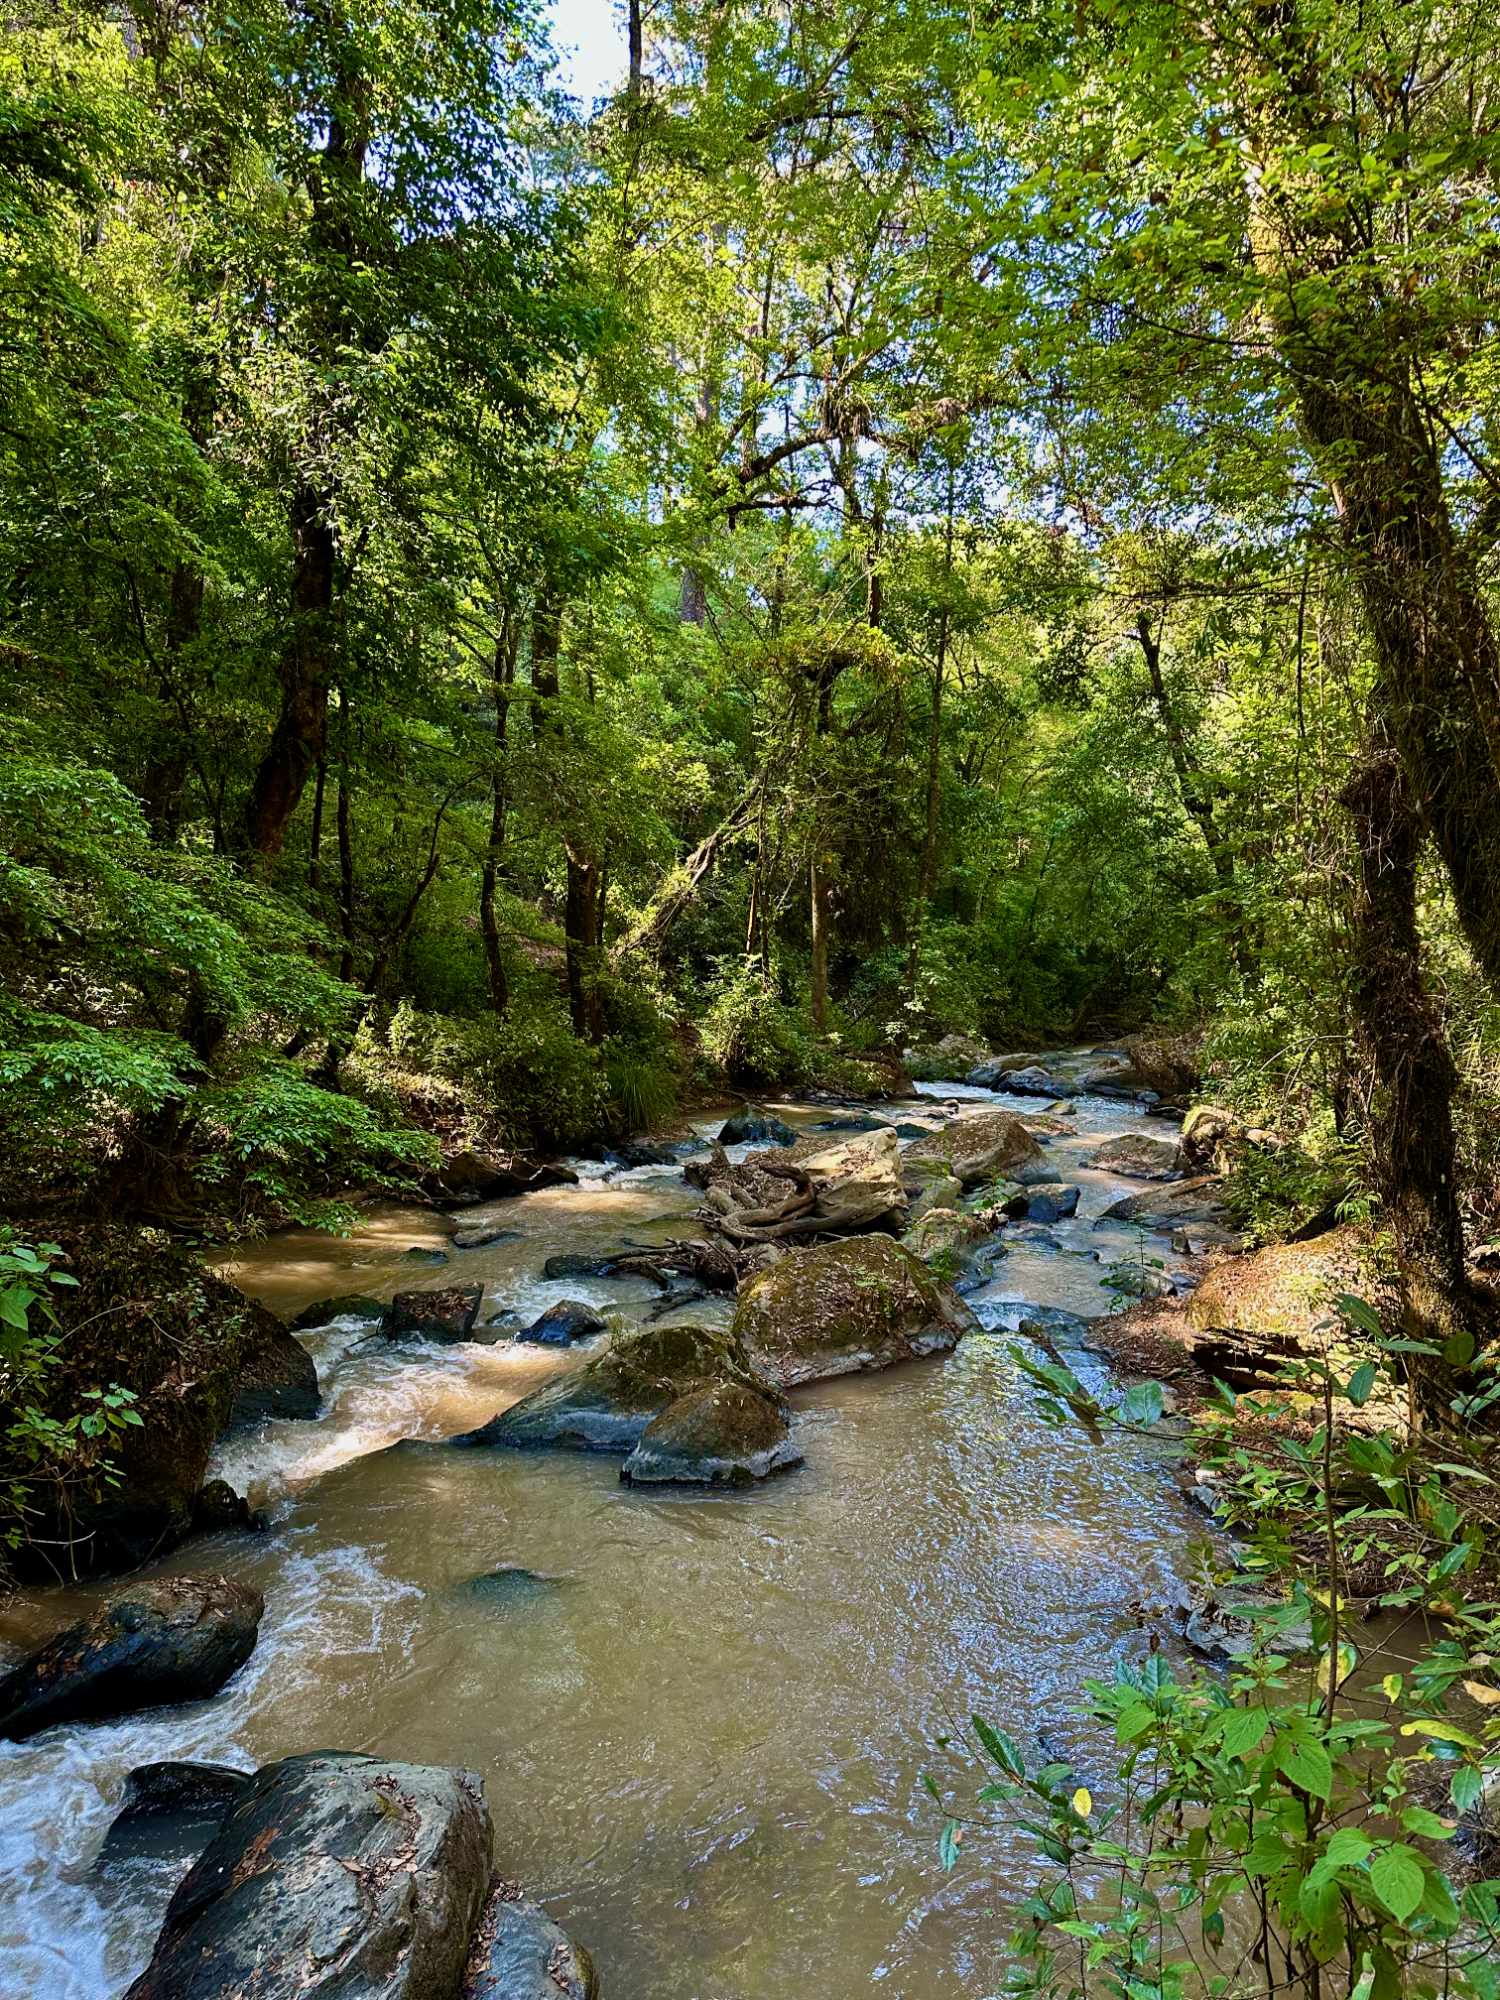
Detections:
[2, 0, 1499, 1308]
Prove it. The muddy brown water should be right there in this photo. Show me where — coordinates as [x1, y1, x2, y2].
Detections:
[0, 1081, 1210, 1999]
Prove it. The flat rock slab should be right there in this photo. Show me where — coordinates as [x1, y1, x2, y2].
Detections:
[0, 1575, 263, 1741]
[465, 1881, 599, 2000]
[289, 1293, 385, 1331]
[383, 1285, 483, 1342]
[1096, 1176, 1228, 1233]
[125, 1752, 492, 2000]
[1086, 1135, 1185, 1181]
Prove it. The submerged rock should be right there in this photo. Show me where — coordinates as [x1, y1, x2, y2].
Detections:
[289, 1293, 385, 1332]
[455, 1323, 763, 1451]
[515, 1300, 607, 1346]
[465, 1881, 599, 2000]
[1086, 1134, 1185, 1181]
[453, 1224, 524, 1252]
[541, 1253, 631, 1282]
[621, 1380, 800, 1486]
[717, 1109, 797, 1147]
[403, 1246, 452, 1267]
[732, 1235, 975, 1388]
[460, 1565, 570, 1608]
[0, 1575, 263, 1741]
[382, 1285, 483, 1343]
[124, 1752, 492, 2000]
[903, 1109, 1042, 1189]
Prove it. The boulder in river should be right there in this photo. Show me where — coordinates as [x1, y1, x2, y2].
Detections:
[717, 1108, 797, 1146]
[465, 1880, 599, 2000]
[609, 1139, 683, 1168]
[1005, 1183, 1080, 1224]
[1096, 1175, 1230, 1234]
[455, 1322, 764, 1451]
[101, 1760, 252, 1865]
[515, 1299, 607, 1345]
[0, 1574, 263, 1741]
[907, 1169, 963, 1221]
[902, 1108, 1042, 1189]
[732, 1234, 976, 1388]
[1086, 1134, 1185, 1181]
[431, 1149, 579, 1202]
[621, 1379, 800, 1486]
[382, 1285, 483, 1343]
[225, 1307, 320, 1427]
[900, 1206, 988, 1269]
[989, 1063, 1077, 1098]
[124, 1751, 492, 2000]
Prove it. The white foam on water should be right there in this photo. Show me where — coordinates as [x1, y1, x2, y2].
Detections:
[0, 1540, 421, 2000]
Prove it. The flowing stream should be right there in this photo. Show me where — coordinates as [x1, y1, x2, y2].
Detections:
[0, 1074, 1211, 1999]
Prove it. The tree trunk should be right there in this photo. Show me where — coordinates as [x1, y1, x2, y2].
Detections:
[245, 478, 337, 856]
[1294, 371, 1500, 993]
[908, 468, 954, 985]
[1134, 611, 1241, 919]
[564, 846, 606, 1042]
[1340, 724, 1491, 1413]
[810, 849, 830, 1031]
[480, 609, 518, 1014]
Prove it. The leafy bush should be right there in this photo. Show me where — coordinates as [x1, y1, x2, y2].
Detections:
[699, 960, 813, 1087]
[349, 997, 610, 1154]
[0, 1235, 140, 1558]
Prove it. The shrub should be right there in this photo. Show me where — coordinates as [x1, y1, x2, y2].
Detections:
[699, 960, 813, 1087]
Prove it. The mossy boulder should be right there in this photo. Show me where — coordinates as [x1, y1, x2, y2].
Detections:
[1187, 1229, 1369, 1345]
[455, 1323, 763, 1451]
[621, 1380, 800, 1486]
[731, 1234, 976, 1387]
[902, 1110, 1042, 1189]
[900, 1206, 988, 1268]
[908, 1170, 963, 1221]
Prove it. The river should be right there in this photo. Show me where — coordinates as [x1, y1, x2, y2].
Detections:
[0, 1074, 1208, 1999]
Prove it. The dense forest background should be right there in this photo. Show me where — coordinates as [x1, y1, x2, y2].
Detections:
[6, 0, 1500, 1289]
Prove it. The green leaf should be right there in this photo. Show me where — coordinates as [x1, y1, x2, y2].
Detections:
[1346, 1361, 1376, 1406]
[1214, 1707, 1269, 1759]
[1323, 1828, 1372, 1869]
[972, 1715, 1024, 1778]
[1275, 1734, 1333, 1801]
[1451, 1766, 1483, 1813]
[1399, 1806, 1452, 1839]
[1401, 1719, 1481, 1749]
[938, 1819, 961, 1870]
[1370, 1845, 1425, 1923]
